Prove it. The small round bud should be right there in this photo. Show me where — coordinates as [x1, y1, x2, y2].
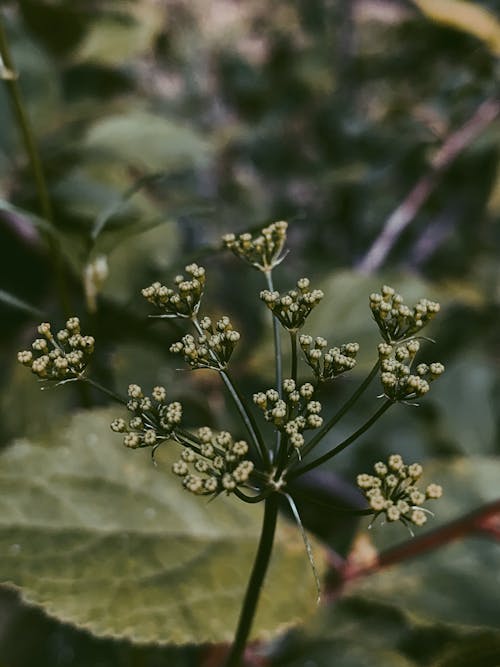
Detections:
[128, 384, 143, 399]
[110, 418, 126, 433]
[426, 484, 443, 499]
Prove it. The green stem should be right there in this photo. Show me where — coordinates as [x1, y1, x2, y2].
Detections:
[224, 494, 279, 667]
[288, 399, 392, 480]
[82, 377, 127, 405]
[264, 269, 283, 464]
[233, 487, 273, 504]
[0, 14, 70, 317]
[221, 369, 270, 468]
[265, 270, 282, 396]
[290, 330, 297, 383]
[191, 318, 270, 468]
[298, 360, 380, 462]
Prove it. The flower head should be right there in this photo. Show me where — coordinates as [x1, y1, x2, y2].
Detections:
[357, 455, 442, 530]
[370, 285, 440, 343]
[253, 379, 323, 453]
[377, 341, 444, 402]
[170, 316, 240, 370]
[17, 317, 95, 381]
[260, 278, 324, 332]
[300, 334, 359, 382]
[111, 385, 182, 449]
[172, 427, 254, 496]
[222, 221, 288, 272]
[142, 263, 206, 319]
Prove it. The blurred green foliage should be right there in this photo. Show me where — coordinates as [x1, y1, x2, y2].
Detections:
[0, 0, 499, 665]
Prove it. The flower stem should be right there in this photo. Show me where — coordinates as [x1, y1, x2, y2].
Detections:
[288, 398, 392, 480]
[0, 14, 70, 318]
[264, 269, 284, 464]
[82, 377, 127, 405]
[192, 318, 270, 468]
[221, 369, 270, 469]
[265, 270, 282, 396]
[298, 360, 380, 462]
[290, 330, 297, 383]
[224, 494, 279, 667]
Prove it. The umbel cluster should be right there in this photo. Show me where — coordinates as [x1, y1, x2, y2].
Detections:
[18, 221, 444, 529]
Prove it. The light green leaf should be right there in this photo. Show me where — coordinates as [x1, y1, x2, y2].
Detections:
[74, 5, 164, 66]
[412, 0, 500, 55]
[0, 409, 325, 644]
[84, 111, 212, 172]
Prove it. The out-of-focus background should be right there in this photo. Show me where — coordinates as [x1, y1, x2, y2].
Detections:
[0, 1, 499, 665]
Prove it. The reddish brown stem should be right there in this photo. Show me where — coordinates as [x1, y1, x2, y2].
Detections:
[358, 97, 500, 274]
[344, 499, 500, 582]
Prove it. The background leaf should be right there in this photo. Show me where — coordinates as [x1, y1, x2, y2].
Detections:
[0, 408, 326, 644]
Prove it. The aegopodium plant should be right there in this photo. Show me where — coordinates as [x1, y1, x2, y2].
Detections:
[18, 221, 444, 666]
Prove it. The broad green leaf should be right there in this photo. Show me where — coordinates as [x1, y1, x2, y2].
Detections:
[0, 409, 326, 644]
[84, 111, 212, 172]
[346, 457, 500, 630]
[412, 0, 500, 55]
[74, 5, 164, 66]
[278, 596, 500, 667]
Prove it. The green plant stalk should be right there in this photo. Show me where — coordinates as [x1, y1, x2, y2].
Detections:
[298, 360, 380, 461]
[265, 270, 282, 396]
[221, 369, 270, 468]
[264, 269, 285, 466]
[83, 377, 127, 405]
[224, 494, 279, 667]
[0, 14, 70, 318]
[288, 398, 392, 480]
[192, 317, 270, 468]
[290, 330, 297, 382]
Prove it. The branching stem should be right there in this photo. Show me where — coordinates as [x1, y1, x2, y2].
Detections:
[297, 360, 380, 463]
[288, 398, 392, 480]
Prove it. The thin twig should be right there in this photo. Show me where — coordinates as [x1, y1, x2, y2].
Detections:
[357, 97, 500, 274]
[344, 499, 500, 581]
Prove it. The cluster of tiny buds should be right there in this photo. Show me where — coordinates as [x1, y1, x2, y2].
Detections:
[169, 316, 241, 370]
[222, 221, 288, 271]
[378, 341, 445, 401]
[172, 427, 254, 495]
[299, 335, 359, 382]
[253, 380, 322, 449]
[110, 384, 182, 449]
[17, 318, 95, 381]
[141, 263, 206, 318]
[370, 285, 440, 343]
[260, 278, 324, 332]
[357, 454, 443, 529]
